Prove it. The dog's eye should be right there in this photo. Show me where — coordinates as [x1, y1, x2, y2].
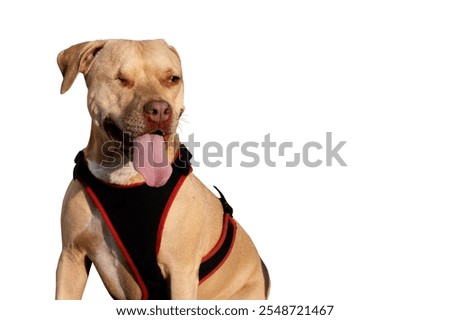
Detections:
[169, 75, 181, 84]
[116, 76, 134, 88]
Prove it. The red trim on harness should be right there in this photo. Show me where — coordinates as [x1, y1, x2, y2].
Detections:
[79, 180, 149, 300]
[156, 166, 193, 255]
[199, 214, 237, 285]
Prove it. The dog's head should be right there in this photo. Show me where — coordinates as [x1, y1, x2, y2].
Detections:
[58, 39, 184, 139]
[58, 39, 185, 186]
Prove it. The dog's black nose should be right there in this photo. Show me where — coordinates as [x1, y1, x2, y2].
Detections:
[144, 100, 172, 123]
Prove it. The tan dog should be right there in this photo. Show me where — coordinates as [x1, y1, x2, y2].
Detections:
[55, 39, 270, 300]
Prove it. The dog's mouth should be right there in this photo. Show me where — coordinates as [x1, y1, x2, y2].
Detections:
[103, 119, 172, 187]
[152, 129, 164, 136]
[103, 120, 166, 148]
[103, 119, 129, 145]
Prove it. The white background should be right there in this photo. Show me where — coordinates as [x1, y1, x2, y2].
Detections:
[1, 0, 449, 319]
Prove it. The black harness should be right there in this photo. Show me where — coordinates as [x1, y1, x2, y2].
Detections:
[73, 145, 236, 299]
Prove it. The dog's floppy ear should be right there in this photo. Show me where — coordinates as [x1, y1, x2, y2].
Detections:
[57, 40, 107, 94]
[168, 45, 181, 63]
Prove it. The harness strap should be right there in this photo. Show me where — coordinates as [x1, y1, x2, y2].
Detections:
[213, 186, 234, 217]
[73, 146, 236, 299]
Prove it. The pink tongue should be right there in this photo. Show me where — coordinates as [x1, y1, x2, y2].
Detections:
[133, 134, 173, 187]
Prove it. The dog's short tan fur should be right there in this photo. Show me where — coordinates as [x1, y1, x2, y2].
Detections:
[55, 39, 270, 300]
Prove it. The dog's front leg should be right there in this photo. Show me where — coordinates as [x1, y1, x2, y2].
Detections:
[56, 249, 91, 299]
[166, 267, 199, 299]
